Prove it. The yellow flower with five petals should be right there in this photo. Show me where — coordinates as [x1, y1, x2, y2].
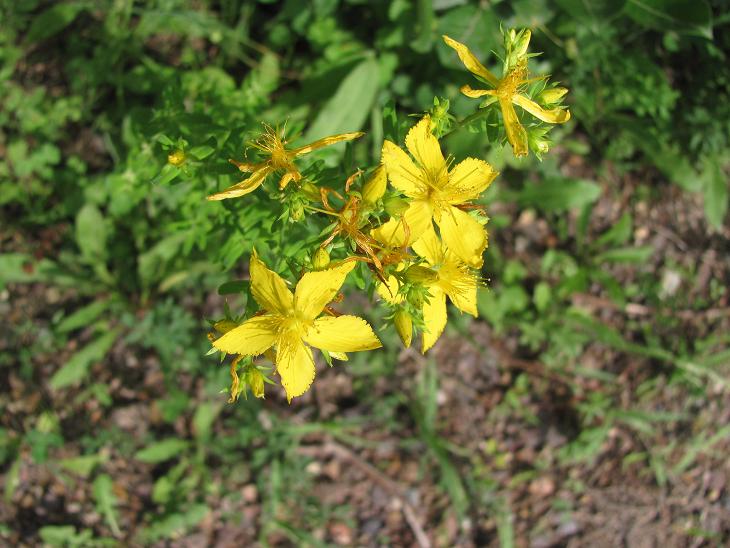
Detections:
[443, 33, 570, 158]
[207, 125, 363, 201]
[372, 116, 496, 268]
[212, 253, 381, 401]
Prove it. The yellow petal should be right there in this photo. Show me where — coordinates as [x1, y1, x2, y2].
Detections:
[304, 315, 382, 352]
[404, 116, 448, 189]
[512, 94, 571, 124]
[421, 288, 447, 353]
[412, 225, 444, 266]
[499, 97, 529, 157]
[294, 261, 356, 320]
[442, 35, 499, 87]
[250, 253, 294, 314]
[436, 206, 487, 268]
[438, 263, 478, 316]
[376, 273, 404, 305]
[292, 132, 364, 156]
[278, 170, 301, 190]
[460, 84, 494, 98]
[443, 157, 497, 203]
[276, 334, 315, 402]
[371, 199, 433, 248]
[213, 314, 279, 356]
[362, 165, 387, 203]
[206, 167, 271, 201]
[381, 140, 427, 198]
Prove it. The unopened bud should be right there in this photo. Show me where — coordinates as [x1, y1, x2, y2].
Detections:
[213, 319, 238, 334]
[512, 29, 531, 59]
[246, 367, 265, 399]
[362, 165, 387, 204]
[394, 309, 413, 348]
[312, 248, 331, 270]
[290, 201, 304, 221]
[167, 149, 186, 166]
[538, 87, 568, 106]
[404, 265, 439, 285]
[300, 181, 320, 201]
[383, 196, 410, 217]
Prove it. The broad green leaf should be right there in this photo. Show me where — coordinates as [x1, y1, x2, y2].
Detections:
[135, 438, 189, 463]
[517, 178, 602, 212]
[56, 299, 111, 334]
[303, 57, 380, 142]
[151, 163, 181, 185]
[92, 474, 121, 537]
[625, 0, 713, 37]
[436, 4, 501, 69]
[38, 526, 93, 547]
[26, 2, 87, 42]
[50, 329, 121, 390]
[137, 233, 186, 287]
[76, 204, 108, 265]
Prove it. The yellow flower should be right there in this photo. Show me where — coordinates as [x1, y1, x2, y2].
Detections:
[443, 33, 570, 158]
[412, 227, 479, 352]
[371, 116, 497, 268]
[207, 125, 364, 201]
[212, 253, 381, 401]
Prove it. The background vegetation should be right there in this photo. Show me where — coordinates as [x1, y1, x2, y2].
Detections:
[1, 0, 728, 545]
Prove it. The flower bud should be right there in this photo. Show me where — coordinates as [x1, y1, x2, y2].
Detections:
[362, 165, 387, 204]
[290, 201, 304, 221]
[214, 319, 238, 334]
[312, 247, 331, 270]
[404, 265, 439, 285]
[538, 87, 568, 106]
[300, 181, 320, 201]
[383, 196, 410, 217]
[512, 29, 531, 59]
[167, 149, 186, 166]
[394, 309, 413, 348]
[246, 367, 265, 399]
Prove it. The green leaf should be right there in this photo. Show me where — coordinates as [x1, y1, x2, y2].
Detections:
[554, 0, 626, 21]
[26, 2, 87, 43]
[139, 503, 209, 542]
[38, 526, 93, 547]
[75, 204, 108, 265]
[595, 246, 654, 264]
[59, 453, 107, 477]
[702, 157, 728, 230]
[192, 402, 221, 441]
[92, 474, 121, 537]
[188, 145, 215, 160]
[217, 280, 249, 295]
[303, 57, 380, 141]
[50, 329, 121, 390]
[152, 163, 181, 185]
[135, 438, 189, 463]
[516, 178, 602, 212]
[625, 0, 713, 37]
[56, 299, 111, 334]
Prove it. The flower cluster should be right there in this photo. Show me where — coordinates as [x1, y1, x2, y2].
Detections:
[205, 29, 569, 402]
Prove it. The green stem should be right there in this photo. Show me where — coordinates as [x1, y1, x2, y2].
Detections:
[441, 108, 492, 139]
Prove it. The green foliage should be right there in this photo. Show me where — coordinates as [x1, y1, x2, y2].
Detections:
[0, 0, 727, 545]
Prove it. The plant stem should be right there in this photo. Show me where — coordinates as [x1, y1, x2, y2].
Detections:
[441, 108, 491, 139]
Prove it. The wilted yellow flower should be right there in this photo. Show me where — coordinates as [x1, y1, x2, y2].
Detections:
[207, 125, 364, 201]
[372, 116, 496, 268]
[212, 253, 381, 401]
[443, 33, 570, 157]
[412, 227, 478, 351]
